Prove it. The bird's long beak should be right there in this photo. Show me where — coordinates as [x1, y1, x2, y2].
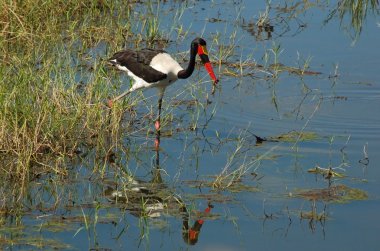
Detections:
[197, 45, 219, 85]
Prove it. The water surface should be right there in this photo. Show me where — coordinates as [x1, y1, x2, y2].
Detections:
[1, 0, 379, 250]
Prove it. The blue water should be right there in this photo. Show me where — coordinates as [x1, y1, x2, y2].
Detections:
[2, 0, 380, 250]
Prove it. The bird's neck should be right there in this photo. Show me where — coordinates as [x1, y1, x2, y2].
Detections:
[177, 45, 197, 79]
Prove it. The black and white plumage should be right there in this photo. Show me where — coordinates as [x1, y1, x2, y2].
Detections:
[109, 48, 176, 93]
[108, 37, 218, 135]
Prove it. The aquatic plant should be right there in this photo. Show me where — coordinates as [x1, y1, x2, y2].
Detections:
[325, 0, 379, 41]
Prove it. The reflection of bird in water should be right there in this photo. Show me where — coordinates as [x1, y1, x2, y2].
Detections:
[181, 202, 214, 245]
[104, 177, 166, 218]
[105, 167, 213, 245]
[107, 37, 219, 145]
[104, 107, 213, 244]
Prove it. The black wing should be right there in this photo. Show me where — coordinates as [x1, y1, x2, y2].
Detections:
[109, 48, 167, 83]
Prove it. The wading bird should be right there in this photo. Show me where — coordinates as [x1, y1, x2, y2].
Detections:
[108, 37, 219, 133]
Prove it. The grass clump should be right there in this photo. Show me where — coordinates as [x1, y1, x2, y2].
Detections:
[293, 184, 368, 203]
[0, 0, 132, 55]
[0, 0, 139, 202]
[0, 53, 113, 177]
[325, 0, 379, 41]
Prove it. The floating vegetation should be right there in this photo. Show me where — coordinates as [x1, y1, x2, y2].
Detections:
[271, 131, 319, 143]
[300, 209, 327, 221]
[219, 61, 322, 79]
[13, 237, 72, 250]
[183, 191, 234, 204]
[224, 182, 261, 193]
[241, 16, 274, 41]
[184, 179, 260, 194]
[37, 220, 76, 233]
[307, 166, 346, 179]
[293, 184, 368, 203]
[269, 64, 322, 76]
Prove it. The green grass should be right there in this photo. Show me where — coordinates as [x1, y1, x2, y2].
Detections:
[0, 0, 137, 202]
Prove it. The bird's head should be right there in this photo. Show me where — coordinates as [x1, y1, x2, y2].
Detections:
[193, 38, 219, 86]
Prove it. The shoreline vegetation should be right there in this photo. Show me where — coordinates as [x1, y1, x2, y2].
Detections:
[1, 1, 137, 208]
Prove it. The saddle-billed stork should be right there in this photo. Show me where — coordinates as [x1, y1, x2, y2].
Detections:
[108, 37, 219, 132]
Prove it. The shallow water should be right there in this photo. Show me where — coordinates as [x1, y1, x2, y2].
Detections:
[1, 0, 380, 250]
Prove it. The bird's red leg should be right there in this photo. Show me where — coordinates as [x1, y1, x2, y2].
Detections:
[154, 97, 162, 149]
[155, 97, 162, 131]
[154, 132, 160, 149]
